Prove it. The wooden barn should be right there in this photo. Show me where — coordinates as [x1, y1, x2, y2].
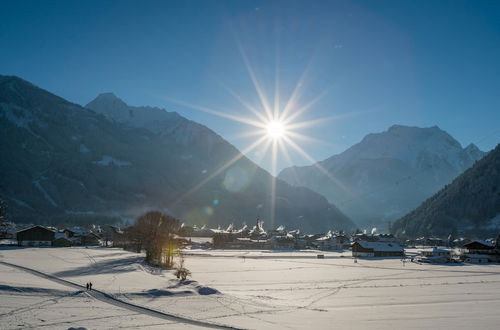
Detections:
[17, 226, 55, 246]
[351, 241, 404, 257]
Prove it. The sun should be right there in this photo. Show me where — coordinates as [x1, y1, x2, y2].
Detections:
[266, 120, 286, 139]
[163, 44, 347, 227]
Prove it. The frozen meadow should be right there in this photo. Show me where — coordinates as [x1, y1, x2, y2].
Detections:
[1, 247, 499, 329]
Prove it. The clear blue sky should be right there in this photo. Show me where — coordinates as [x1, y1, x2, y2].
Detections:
[1, 0, 499, 174]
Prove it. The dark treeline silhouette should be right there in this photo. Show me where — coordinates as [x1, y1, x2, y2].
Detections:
[0, 198, 6, 223]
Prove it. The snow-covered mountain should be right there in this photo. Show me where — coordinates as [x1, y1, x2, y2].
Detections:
[392, 143, 500, 238]
[278, 125, 485, 228]
[0, 75, 354, 232]
[87, 93, 196, 143]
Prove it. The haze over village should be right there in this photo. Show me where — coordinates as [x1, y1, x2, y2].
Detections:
[1, 0, 500, 329]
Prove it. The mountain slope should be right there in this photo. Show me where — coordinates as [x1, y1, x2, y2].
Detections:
[391, 144, 500, 238]
[0, 75, 354, 232]
[278, 125, 485, 228]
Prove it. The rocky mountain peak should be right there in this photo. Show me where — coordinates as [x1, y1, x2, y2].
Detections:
[278, 125, 486, 228]
[86, 92, 128, 115]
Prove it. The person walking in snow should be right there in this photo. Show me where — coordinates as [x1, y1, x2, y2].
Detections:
[86, 283, 89, 290]
[89, 282, 92, 291]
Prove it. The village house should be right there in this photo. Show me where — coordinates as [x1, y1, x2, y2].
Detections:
[52, 235, 72, 247]
[224, 238, 272, 249]
[81, 232, 101, 246]
[416, 247, 453, 263]
[313, 232, 350, 250]
[64, 227, 102, 246]
[16, 225, 55, 246]
[463, 240, 497, 254]
[373, 234, 397, 243]
[415, 237, 444, 247]
[460, 240, 499, 263]
[351, 241, 404, 257]
[98, 225, 125, 247]
[270, 235, 295, 249]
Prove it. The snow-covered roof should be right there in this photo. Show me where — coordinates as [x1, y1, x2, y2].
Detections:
[193, 227, 216, 233]
[420, 247, 451, 253]
[316, 231, 332, 241]
[465, 240, 495, 248]
[16, 225, 55, 233]
[354, 241, 403, 252]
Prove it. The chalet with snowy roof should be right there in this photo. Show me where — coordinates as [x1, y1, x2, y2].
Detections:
[415, 237, 444, 247]
[191, 225, 218, 237]
[267, 225, 287, 238]
[16, 225, 55, 246]
[270, 235, 295, 249]
[63, 227, 87, 238]
[351, 241, 404, 257]
[416, 247, 452, 263]
[353, 233, 378, 242]
[463, 240, 496, 254]
[373, 234, 397, 243]
[313, 232, 350, 250]
[451, 238, 471, 248]
[459, 240, 499, 263]
[224, 238, 272, 249]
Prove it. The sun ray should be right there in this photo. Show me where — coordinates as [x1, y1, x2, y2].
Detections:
[253, 138, 273, 165]
[286, 131, 333, 146]
[286, 109, 377, 130]
[270, 139, 278, 227]
[279, 56, 316, 122]
[277, 139, 305, 195]
[229, 129, 267, 140]
[274, 32, 281, 121]
[160, 96, 266, 129]
[282, 87, 331, 125]
[218, 81, 270, 124]
[170, 135, 269, 207]
[282, 135, 352, 196]
[235, 37, 274, 121]
[156, 43, 358, 221]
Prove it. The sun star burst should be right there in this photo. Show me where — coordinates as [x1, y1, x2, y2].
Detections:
[163, 42, 354, 228]
[266, 120, 286, 140]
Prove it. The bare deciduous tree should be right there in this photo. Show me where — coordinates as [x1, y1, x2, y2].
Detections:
[129, 211, 181, 268]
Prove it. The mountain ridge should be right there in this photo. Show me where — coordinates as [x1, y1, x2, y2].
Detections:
[391, 143, 500, 238]
[0, 74, 354, 232]
[278, 124, 485, 228]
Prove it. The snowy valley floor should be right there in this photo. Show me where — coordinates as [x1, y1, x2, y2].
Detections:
[1, 247, 500, 329]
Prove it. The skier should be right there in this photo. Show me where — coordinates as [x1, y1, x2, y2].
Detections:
[89, 282, 92, 291]
[86, 283, 89, 290]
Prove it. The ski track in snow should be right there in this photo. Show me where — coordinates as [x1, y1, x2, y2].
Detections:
[0, 261, 243, 330]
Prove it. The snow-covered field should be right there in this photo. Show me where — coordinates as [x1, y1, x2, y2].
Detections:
[1, 247, 500, 329]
